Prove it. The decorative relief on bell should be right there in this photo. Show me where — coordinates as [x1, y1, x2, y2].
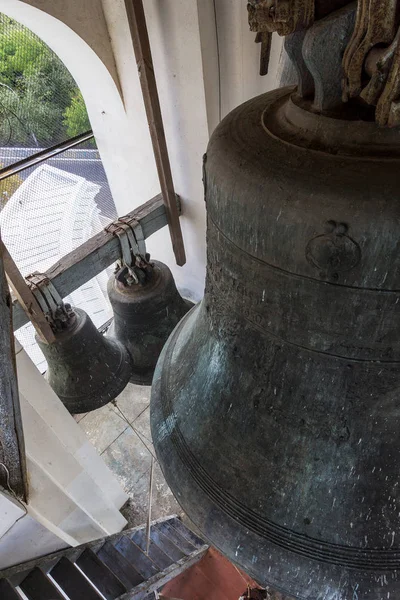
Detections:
[305, 220, 361, 279]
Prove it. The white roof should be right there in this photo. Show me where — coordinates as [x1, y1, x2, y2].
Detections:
[0, 164, 112, 372]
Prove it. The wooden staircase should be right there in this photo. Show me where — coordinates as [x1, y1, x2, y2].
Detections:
[0, 515, 208, 600]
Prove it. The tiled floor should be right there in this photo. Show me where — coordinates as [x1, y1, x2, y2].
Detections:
[75, 383, 182, 527]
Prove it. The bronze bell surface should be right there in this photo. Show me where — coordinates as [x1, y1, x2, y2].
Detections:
[151, 84, 400, 598]
[36, 307, 132, 414]
[107, 260, 192, 386]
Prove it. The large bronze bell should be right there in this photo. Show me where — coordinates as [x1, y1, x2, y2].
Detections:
[107, 260, 192, 385]
[36, 307, 132, 414]
[151, 47, 400, 600]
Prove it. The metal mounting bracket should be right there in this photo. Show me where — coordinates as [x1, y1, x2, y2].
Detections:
[26, 273, 73, 333]
[105, 217, 151, 286]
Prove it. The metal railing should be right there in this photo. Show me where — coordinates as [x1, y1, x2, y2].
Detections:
[0, 130, 94, 181]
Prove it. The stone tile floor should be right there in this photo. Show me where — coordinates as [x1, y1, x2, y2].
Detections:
[75, 383, 183, 527]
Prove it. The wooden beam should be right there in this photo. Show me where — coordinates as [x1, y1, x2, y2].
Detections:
[0, 234, 28, 501]
[124, 0, 186, 267]
[2, 242, 55, 344]
[12, 194, 180, 331]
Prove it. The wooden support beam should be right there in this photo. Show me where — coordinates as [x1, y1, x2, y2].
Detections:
[2, 243, 55, 344]
[125, 0, 186, 267]
[0, 235, 28, 501]
[12, 193, 180, 331]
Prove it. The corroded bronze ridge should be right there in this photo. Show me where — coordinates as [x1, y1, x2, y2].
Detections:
[262, 90, 400, 156]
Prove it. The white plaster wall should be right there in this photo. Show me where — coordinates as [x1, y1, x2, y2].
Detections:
[0, 342, 128, 569]
[103, 0, 283, 299]
[0, 0, 283, 302]
[15, 344, 127, 511]
[101, 0, 210, 300]
[142, 0, 210, 300]
[20, 0, 121, 91]
[0, 0, 285, 568]
[198, 0, 283, 132]
[0, 492, 69, 570]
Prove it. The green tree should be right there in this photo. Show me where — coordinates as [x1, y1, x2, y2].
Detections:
[0, 32, 44, 85]
[0, 15, 90, 147]
[0, 163, 22, 209]
[63, 91, 91, 138]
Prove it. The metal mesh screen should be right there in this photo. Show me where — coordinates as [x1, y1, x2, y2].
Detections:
[0, 14, 90, 159]
[0, 15, 118, 372]
[0, 142, 117, 372]
[0, 139, 118, 219]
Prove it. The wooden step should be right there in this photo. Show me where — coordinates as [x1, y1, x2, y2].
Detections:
[51, 556, 103, 600]
[0, 578, 21, 600]
[114, 536, 159, 580]
[97, 541, 144, 590]
[131, 529, 174, 570]
[76, 548, 127, 600]
[19, 567, 64, 600]
[155, 522, 196, 554]
[0, 515, 209, 600]
[122, 544, 209, 600]
[166, 518, 205, 548]
[149, 528, 186, 562]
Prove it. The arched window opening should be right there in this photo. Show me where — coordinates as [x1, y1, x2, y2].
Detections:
[0, 14, 90, 153]
[0, 15, 118, 372]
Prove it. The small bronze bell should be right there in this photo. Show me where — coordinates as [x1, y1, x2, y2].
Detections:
[36, 307, 132, 414]
[107, 260, 192, 385]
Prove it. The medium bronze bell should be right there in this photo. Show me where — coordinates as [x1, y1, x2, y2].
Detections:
[151, 65, 400, 600]
[36, 307, 132, 414]
[107, 260, 192, 385]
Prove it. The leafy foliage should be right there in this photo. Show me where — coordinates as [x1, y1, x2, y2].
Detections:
[0, 166, 22, 209]
[0, 15, 91, 147]
[63, 91, 90, 138]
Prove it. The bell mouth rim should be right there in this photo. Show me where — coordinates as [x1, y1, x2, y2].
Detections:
[151, 303, 400, 599]
[53, 337, 132, 412]
[153, 304, 400, 568]
[262, 89, 400, 159]
[129, 369, 153, 386]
